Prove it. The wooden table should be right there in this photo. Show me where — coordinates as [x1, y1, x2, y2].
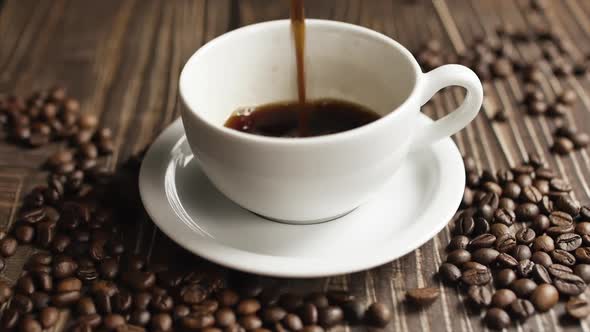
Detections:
[2, 0, 590, 331]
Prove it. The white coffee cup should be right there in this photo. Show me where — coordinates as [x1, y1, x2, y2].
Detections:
[179, 19, 483, 224]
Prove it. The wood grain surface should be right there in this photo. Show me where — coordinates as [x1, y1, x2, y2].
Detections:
[2, 0, 590, 331]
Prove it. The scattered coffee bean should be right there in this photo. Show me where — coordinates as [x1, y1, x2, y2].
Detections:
[406, 287, 440, 305]
[566, 297, 590, 319]
[365, 302, 391, 327]
[485, 308, 511, 329]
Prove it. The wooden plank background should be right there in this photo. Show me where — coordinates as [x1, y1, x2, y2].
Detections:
[1, 0, 590, 331]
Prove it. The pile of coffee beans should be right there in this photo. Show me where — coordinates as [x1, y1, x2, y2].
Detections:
[0, 90, 394, 331]
[552, 125, 589, 155]
[440, 153, 590, 329]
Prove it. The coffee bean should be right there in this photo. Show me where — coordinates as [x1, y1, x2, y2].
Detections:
[503, 182, 521, 199]
[77, 297, 97, 315]
[554, 272, 586, 296]
[53, 256, 78, 279]
[469, 234, 496, 250]
[0, 236, 17, 257]
[40, 306, 59, 329]
[491, 289, 516, 308]
[130, 310, 150, 326]
[19, 317, 42, 332]
[237, 298, 261, 315]
[365, 302, 391, 328]
[472, 248, 500, 265]
[547, 224, 575, 237]
[513, 245, 532, 261]
[282, 313, 304, 330]
[466, 285, 491, 308]
[521, 186, 543, 203]
[57, 277, 82, 292]
[550, 211, 574, 227]
[511, 278, 537, 298]
[532, 264, 552, 284]
[448, 235, 469, 251]
[495, 269, 517, 288]
[540, 197, 554, 215]
[510, 299, 535, 320]
[462, 268, 492, 286]
[300, 303, 318, 324]
[216, 289, 239, 307]
[550, 178, 572, 192]
[533, 235, 555, 252]
[495, 234, 517, 253]
[341, 301, 364, 324]
[122, 270, 156, 291]
[0, 308, 18, 329]
[52, 290, 81, 307]
[574, 264, 590, 283]
[74, 313, 102, 328]
[490, 223, 511, 238]
[517, 259, 535, 278]
[17, 275, 35, 295]
[493, 208, 515, 226]
[515, 203, 539, 221]
[19, 207, 46, 224]
[499, 198, 516, 211]
[103, 313, 126, 329]
[318, 306, 343, 327]
[11, 293, 33, 314]
[552, 249, 576, 266]
[485, 308, 511, 329]
[238, 314, 262, 330]
[214, 307, 236, 327]
[516, 174, 533, 188]
[35, 272, 53, 292]
[555, 195, 581, 217]
[566, 297, 590, 319]
[406, 287, 439, 305]
[515, 228, 535, 244]
[446, 249, 471, 266]
[31, 292, 50, 310]
[455, 215, 475, 235]
[496, 253, 518, 268]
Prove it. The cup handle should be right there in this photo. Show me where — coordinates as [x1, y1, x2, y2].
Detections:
[410, 64, 483, 151]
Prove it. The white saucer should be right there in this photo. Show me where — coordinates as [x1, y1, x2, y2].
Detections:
[139, 115, 465, 278]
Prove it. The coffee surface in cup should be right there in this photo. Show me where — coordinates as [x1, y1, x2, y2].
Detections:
[224, 99, 381, 137]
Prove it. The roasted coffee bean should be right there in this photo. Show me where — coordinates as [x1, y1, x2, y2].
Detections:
[238, 314, 262, 330]
[478, 204, 496, 222]
[77, 297, 97, 315]
[533, 235, 555, 252]
[19, 317, 42, 332]
[0, 307, 19, 329]
[17, 275, 35, 295]
[300, 303, 318, 324]
[469, 234, 496, 250]
[495, 269, 517, 288]
[511, 278, 537, 298]
[513, 245, 532, 261]
[215, 307, 236, 327]
[340, 301, 364, 324]
[532, 264, 552, 284]
[40, 306, 59, 329]
[35, 272, 53, 292]
[134, 292, 152, 310]
[548, 263, 574, 277]
[503, 182, 521, 199]
[497, 253, 518, 268]
[180, 284, 206, 305]
[305, 292, 329, 308]
[467, 285, 491, 308]
[53, 256, 78, 279]
[510, 299, 535, 320]
[462, 268, 491, 286]
[406, 287, 440, 305]
[455, 215, 475, 235]
[556, 233, 582, 251]
[551, 178, 572, 192]
[282, 313, 304, 330]
[493, 208, 515, 226]
[547, 224, 575, 237]
[495, 234, 517, 253]
[0, 236, 17, 257]
[540, 197, 554, 215]
[574, 264, 590, 283]
[112, 290, 132, 313]
[554, 272, 586, 296]
[52, 291, 81, 307]
[19, 207, 46, 224]
[515, 228, 535, 244]
[515, 203, 539, 221]
[566, 297, 590, 319]
[237, 298, 261, 315]
[550, 211, 574, 226]
[517, 259, 535, 278]
[173, 305, 190, 320]
[490, 223, 511, 238]
[516, 174, 533, 188]
[11, 294, 33, 314]
[216, 289, 239, 307]
[521, 186, 543, 203]
[122, 271, 156, 290]
[555, 195, 581, 217]
[279, 293, 304, 311]
[491, 289, 516, 309]
[446, 249, 471, 266]
[57, 277, 82, 292]
[130, 310, 151, 326]
[499, 198, 516, 211]
[485, 308, 511, 330]
[103, 313, 126, 330]
[472, 248, 499, 265]
[576, 222, 590, 236]
[151, 292, 174, 312]
[448, 235, 469, 251]
[552, 249, 576, 266]
[318, 306, 343, 327]
[365, 302, 391, 328]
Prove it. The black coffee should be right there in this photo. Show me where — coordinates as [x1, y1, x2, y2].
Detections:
[224, 99, 381, 137]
